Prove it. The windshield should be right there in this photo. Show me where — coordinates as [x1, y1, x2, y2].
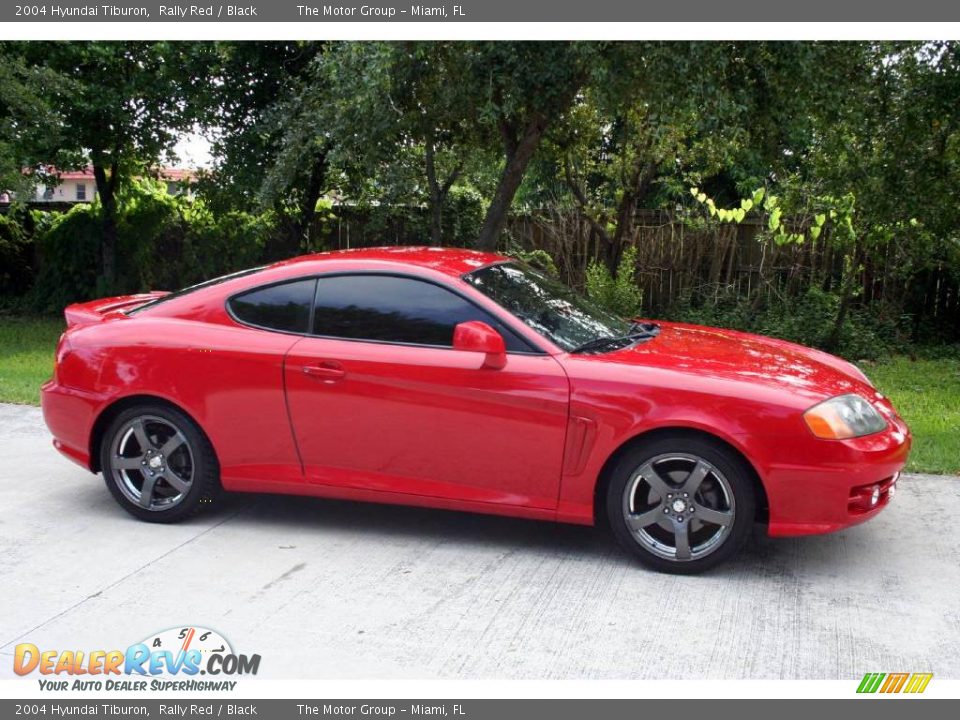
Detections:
[127, 266, 266, 315]
[463, 262, 634, 352]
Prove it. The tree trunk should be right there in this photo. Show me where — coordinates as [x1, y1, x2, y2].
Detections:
[297, 148, 328, 251]
[429, 199, 443, 245]
[605, 158, 657, 272]
[425, 140, 443, 245]
[92, 159, 118, 289]
[562, 157, 611, 249]
[827, 241, 863, 352]
[476, 112, 548, 252]
[425, 137, 463, 246]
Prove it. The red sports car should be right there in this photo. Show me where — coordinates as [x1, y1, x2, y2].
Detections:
[41, 247, 910, 572]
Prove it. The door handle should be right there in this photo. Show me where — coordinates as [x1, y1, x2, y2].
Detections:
[302, 362, 346, 382]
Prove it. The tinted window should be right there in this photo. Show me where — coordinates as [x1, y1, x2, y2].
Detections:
[230, 279, 316, 333]
[464, 262, 632, 352]
[312, 274, 531, 351]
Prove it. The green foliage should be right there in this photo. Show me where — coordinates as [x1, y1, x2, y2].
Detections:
[538, 42, 868, 254]
[808, 43, 960, 267]
[5, 177, 482, 315]
[585, 245, 644, 318]
[32, 203, 104, 311]
[185, 208, 272, 281]
[25, 182, 273, 311]
[265, 41, 593, 249]
[2, 40, 960, 348]
[664, 286, 907, 361]
[441, 186, 485, 243]
[197, 42, 323, 212]
[0, 209, 35, 297]
[506, 247, 559, 276]
[113, 181, 184, 293]
[1, 41, 222, 284]
[690, 185, 854, 248]
[0, 49, 75, 198]
[14, 41, 207, 173]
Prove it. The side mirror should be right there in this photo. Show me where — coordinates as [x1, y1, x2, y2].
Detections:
[453, 321, 507, 369]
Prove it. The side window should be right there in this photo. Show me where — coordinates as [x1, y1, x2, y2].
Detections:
[229, 278, 316, 333]
[312, 274, 531, 351]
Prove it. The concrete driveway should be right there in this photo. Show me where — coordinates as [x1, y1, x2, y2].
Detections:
[1, 402, 958, 680]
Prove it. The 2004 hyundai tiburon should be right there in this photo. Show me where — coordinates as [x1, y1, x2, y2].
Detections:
[42, 247, 910, 573]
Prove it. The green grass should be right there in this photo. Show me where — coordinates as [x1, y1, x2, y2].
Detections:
[0, 315, 956, 474]
[865, 356, 960, 476]
[0, 315, 63, 405]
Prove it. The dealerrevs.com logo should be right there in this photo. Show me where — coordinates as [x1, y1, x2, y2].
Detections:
[14, 626, 261, 692]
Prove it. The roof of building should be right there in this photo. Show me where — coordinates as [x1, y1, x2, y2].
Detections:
[48, 166, 195, 182]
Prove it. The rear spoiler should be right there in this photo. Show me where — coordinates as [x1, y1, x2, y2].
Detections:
[64, 291, 169, 328]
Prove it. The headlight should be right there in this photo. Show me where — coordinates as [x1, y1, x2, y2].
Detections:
[803, 394, 888, 439]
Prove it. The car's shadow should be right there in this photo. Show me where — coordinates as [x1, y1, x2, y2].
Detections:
[75, 479, 863, 577]
[214, 491, 625, 562]
[206, 492, 840, 577]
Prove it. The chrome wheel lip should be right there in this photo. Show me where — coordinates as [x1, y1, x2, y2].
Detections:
[621, 452, 735, 562]
[110, 414, 194, 512]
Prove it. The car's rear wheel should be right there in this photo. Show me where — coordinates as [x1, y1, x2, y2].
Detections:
[100, 404, 219, 522]
[606, 435, 755, 573]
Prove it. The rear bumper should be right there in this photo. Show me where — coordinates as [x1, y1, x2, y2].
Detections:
[40, 379, 100, 472]
[763, 418, 911, 537]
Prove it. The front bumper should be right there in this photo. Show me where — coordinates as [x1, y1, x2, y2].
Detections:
[763, 413, 911, 537]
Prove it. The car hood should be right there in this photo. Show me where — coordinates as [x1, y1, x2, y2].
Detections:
[594, 320, 874, 403]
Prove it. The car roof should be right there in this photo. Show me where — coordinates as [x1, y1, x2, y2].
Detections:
[268, 246, 509, 278]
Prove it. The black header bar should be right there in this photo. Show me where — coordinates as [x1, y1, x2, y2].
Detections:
[4, 0, 960, 22]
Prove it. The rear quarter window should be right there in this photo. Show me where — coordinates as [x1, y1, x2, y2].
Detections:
[229, 279, 317, 333]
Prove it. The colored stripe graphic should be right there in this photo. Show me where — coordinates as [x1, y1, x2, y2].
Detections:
[857, 672, 932, 694]
[880, 673, 909, 693]
[857, 673, 885, 693]
[904, 673, 933, 693]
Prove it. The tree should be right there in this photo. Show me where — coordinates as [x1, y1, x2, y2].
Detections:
[545, 44, 710, 270]
[12, 42, 208, 287]
[392, 43, 471, 244]
[0, 47, 75, 200]
[194, 42, 325, 249]
[796, 42, 960, 342]
[543, 42, 871, 271]
[464, 42, 592, 251]
[264, 42, 591, 250]
[265, 42, 479, 245]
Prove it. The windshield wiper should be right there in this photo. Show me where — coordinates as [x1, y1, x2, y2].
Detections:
[570, 322, 660, 354]
[570, 335, 636, 354]
[629, 321, 660, 336]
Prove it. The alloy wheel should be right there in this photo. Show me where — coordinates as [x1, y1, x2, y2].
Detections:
[621, 452, 736, 562]
[109, 414, 195, 511]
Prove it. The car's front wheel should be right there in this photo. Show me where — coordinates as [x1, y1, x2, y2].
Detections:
[100, 403, 220, 522]
[606, 435, 756, 573]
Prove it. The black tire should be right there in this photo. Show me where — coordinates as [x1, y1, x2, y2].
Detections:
[606, 435, 756, 574]
[100, 403, 220, 523]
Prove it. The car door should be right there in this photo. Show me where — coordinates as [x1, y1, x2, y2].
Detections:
[215, 276, 320, 487]
[283, 273, 570, 510]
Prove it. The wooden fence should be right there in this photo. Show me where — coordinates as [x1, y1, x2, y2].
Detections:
[317, 206, 959, 335]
